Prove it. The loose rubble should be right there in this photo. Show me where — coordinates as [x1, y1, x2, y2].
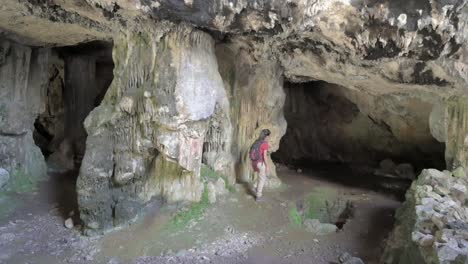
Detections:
[383, 168, 468, 264]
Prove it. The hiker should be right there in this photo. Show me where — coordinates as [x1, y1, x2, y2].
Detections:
[249, 129, 271, 201]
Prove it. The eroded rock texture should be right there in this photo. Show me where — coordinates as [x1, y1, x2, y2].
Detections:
[383, 168, 468, 264]
[0, 40, 50, 187]
[0, 0, 111, 46]
[77, 22, 223, 233]
[214, 41, 286, 187]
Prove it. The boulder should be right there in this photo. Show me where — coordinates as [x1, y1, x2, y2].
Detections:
[304, 219, 337, 235]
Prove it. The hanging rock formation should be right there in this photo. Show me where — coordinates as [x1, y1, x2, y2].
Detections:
[214, 41, 287, 187]
[77, 21, 224, 233]
[445, 96, 468, 173]
[0, 40, 50, 188]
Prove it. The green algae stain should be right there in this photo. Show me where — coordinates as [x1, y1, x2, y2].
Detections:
[303, 187, 338, 221]
[168, 184, 210, 231]
[288, 205, 302, 227]
[201, 164, 236, 193]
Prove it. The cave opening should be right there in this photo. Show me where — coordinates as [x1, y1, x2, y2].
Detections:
[274, 80, 446, 196]
[33, 41, 114, 174]
[272, 80, 446, 234]
[29, 41, 114, 221]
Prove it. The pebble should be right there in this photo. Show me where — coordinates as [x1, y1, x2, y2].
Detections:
[64, 218, 74, 229]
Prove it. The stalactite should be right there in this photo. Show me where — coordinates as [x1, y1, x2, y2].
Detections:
[445, 96, 468, 171]
[78, 20, 222, 233]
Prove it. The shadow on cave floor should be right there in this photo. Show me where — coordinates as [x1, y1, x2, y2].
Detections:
[0, 169, 79, 225]
[282, 160, 412, 202]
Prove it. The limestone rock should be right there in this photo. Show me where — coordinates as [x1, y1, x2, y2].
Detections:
[0, 0, 111, 46]
[207, 182, 217, 204]
[0, 40, 48, 185]
[339, 252, 365, 264]
[453, 167, 466, 178]
[0, 168, 9, 189]
[304, 219, 337, 235]
[215, 42, 286, 188]
[383, 169, 468, 263]
[215, 178, 227, 196]
[445, 97, 468, 171]
[77, 22, 222, 234]
[64, 218, 74, 229]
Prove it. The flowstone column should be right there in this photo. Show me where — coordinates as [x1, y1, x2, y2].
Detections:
[0, 40, 49, 189]
[215, 42, 287, 188]
[77, 21, 224, 234]
[445, 96, 468, 173]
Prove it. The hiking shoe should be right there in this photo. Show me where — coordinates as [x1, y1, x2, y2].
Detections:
[255, 196, 264, 202]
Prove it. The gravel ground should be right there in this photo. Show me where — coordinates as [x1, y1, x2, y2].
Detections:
[0, 165, 401, 264]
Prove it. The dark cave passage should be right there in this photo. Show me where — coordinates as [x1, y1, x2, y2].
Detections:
[29, 41, 114, 222]
[273, 80, 446, 198]
[33, 41, 114, 173]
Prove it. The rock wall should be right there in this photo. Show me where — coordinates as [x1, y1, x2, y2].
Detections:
[0, 0, 111, 46]
[276, 81, 445, 169]
[383, 168, 468, 264]
[76, 21, 224, 234]
[214, 41, 286, 188]
[0, 39, 50, 188]
[445, 96, 468, 173]
[33, 55, 65, 157]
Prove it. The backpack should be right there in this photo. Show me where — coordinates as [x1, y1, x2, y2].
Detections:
[249, 140, 264, 161]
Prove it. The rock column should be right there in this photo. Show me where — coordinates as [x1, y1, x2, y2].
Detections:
[0, 40, 49, 188]
[215, 42, 287, 188]
[445, 96, 468, 174]
[76, 22, 223, 234]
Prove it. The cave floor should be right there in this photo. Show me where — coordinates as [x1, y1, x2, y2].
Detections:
[0, 165, 401, 264]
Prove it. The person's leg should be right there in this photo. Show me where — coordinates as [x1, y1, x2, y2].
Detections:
[256, 162, 266, 198]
